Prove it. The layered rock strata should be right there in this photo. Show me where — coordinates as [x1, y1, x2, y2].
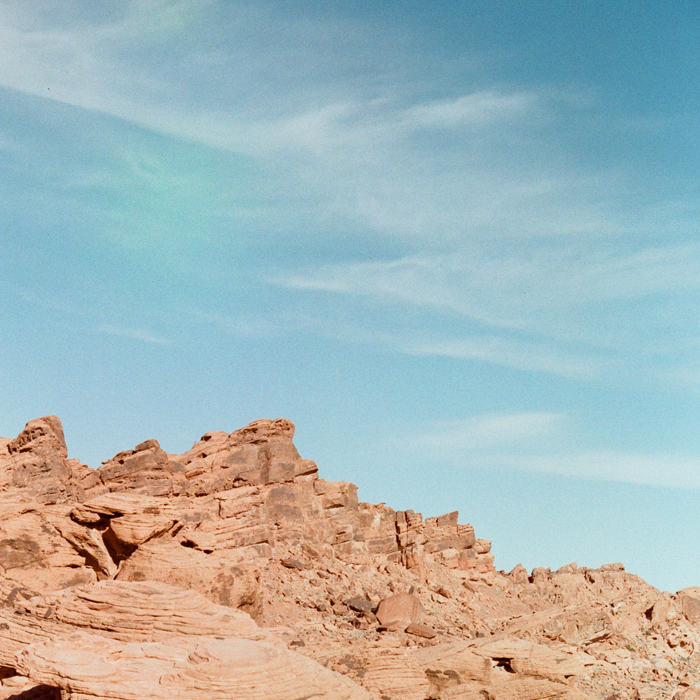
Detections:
[0, 580, 371, 700]
[0, 417, 494, 610]
[1, 416, 700, 700]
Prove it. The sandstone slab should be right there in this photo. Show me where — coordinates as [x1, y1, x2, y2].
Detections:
[0, 580, 372, 700]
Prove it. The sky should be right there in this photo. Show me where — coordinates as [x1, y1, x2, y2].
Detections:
[1, 0, 699, 593]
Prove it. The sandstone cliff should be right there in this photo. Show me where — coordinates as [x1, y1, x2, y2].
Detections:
[0, 416, 698, 700]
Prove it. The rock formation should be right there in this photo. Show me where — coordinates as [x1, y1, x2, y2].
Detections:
[0, 415, 699, 699]
[0, 580, 370, 700]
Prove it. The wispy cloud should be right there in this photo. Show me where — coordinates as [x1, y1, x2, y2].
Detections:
[2, 0, 698, 390]
[274, 241, 700, 380]
[1, 0, 685, 249]
[98, 324, 171, 345]
[516, 451, 700, 490]
[402, 91, 537, 130]
[279, 243, 700, 320]
[315, 321, 604, 379]
[403, 413, 700, 490]
[409, 412, 564, 451]
[397, 336, 604, 380]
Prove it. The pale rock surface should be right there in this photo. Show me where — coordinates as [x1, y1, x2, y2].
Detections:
[18, 633, 373, 700]
[0, 580, 372, 700]
[0, 505, 99, 594]
[376, 592, 425, 630]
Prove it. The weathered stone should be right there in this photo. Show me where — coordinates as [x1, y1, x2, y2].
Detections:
[0, 415, 683, 700]
[472, 639, 589, 682]
[115, 538, 262, 618]
[0, 417, 83, 504]
[405, 622, 437, 639]
[508, 563, 530, 584]
[348, 597, 376, 614]
[376, 592, 424, 630]
[280, 558, 305, 570]
[361, 647, 431, 700]
[0, 508, 99, 594]
[413, 641, 491, 685]
[674, 689, 700, 700]
[678, 592, 700, 624]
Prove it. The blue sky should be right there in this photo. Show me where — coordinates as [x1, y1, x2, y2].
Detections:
[1, 0, 699, 592]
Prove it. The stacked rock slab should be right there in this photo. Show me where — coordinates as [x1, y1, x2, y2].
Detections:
[0, 417, 495, 614]
[81, 418, 493, 574]
[0, 416, 497, 698]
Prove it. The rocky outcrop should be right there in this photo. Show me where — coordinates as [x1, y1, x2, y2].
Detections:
[84, 418, 318, 498]
[17, 634, 372, 700]
[2, 415, 700, 700]
[0, 417, 495, 621]
[0, 417, 90, 505]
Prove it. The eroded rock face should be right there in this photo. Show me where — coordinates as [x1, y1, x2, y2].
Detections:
[0, 416, 495, 628]
[0, 417, 87, 505]
[2, 416, 700, 700]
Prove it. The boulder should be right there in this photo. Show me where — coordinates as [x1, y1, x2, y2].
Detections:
[674, 689, 700, 700]
[405, 622, 437, 639]
[0, 507, 100, 594]
[376, 592, 424, 631]
[677, 592, 700, 624]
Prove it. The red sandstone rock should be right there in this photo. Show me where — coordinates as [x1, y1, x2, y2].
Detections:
[0, 417, 84, 504]
[1, 416, 698, 699]
[405, 622, 437, 639]
[674, 689, 700, 700]
[376, 592, 425, 630]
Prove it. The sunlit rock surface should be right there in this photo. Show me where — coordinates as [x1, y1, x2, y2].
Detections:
[1, 416, 699, 699]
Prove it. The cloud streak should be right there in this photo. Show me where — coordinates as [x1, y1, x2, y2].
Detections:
[409, 412, 565, 451]
[97, 324, 171, 345]
[279, 243, 700, 320]
[402, 91, 537, 130]
[516, 451, 700, 491]
[1, 0, 685, 249]
[403, 413, 700, 490]
[398, 336, 604, 380]
[274, 241, 700, 382]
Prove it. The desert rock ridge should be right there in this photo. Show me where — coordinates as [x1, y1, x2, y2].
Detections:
[0, 416, 699, 699]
